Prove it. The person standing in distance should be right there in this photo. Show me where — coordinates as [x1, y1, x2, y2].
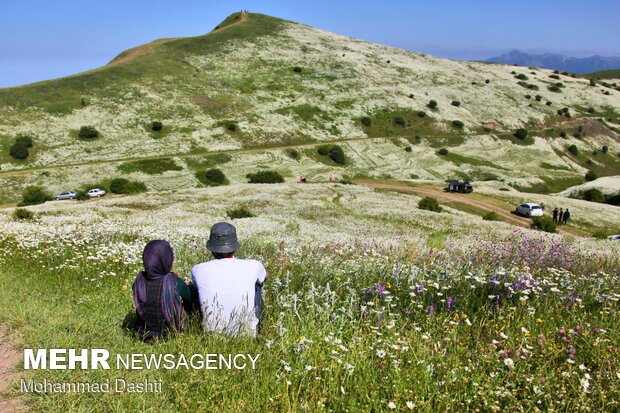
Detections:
[192, 222, 268, 337]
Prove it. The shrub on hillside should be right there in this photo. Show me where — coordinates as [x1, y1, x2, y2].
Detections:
[393, 116, 406, 126]
[548, 85, 562, 92]
[246, 170, 284, 184]
[360, 116, 372, 127]
[226, 122, 237, 132]
[15, 135, 33, 147]
[196, 168, 229, 186]
[417, 111, 427, 118]
[515, 74, 528, 80]
[109, 178, 147, 194]
[418, 196, 442, 213]
[317, 145, 331, 156]
[531, 215, 556, 233]
[75, 190, 89, 201]
[13, 208, 34, 221]
[482, 211, 502, 221]
[560, 131, 567, 138]
[227, 207, 254, 219]
[9, 143, 29, 159]
[438, 148, 448, 156]
[328, 145, 346, 164]
[549, 74, 560, 80]
[293, 66, 302, 73]
[451, 100, 461, 107]
[404, 146, 412, 152]
[568, 145, 579, 155]
[514, 128, 528, 140]
[427, 100, 438, 109]
[78, 126, 99, 139]
[582, 188, 604, 203]
[452, 120, 464, 129]
[151, 121, 163, 131]
[585, 170, 598, 181]
[602, 145, 608, 153]
[19, 186, 51, 206]
[287, 148, 300, 160]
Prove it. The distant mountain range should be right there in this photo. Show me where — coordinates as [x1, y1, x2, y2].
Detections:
[485, 50, 620, 75]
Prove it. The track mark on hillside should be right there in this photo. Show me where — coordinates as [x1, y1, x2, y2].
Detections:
[360, 182, 575, 235]
[0, 324, 23, 413]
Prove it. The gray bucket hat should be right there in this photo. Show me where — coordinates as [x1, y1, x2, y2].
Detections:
[206, 222, 241, 254]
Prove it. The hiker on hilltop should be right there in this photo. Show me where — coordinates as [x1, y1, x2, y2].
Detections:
[132, 240, 195, 341]
[558, 208, 563, 224]
[552, 207, 559, 224]
[192, 222, 269, 337]
[562, 208, 571, 225]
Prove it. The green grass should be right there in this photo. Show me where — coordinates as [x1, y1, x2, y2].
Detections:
[510, 175, 584, 194]
[441, 152, 506, 170]
[360, 108, 443, 139]
[118, 158, 183, 175]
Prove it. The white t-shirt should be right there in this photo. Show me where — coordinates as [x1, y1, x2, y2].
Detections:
[191, 258, 266, 336]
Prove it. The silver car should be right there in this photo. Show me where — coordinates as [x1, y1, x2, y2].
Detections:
[54, 191, 76, 200]
[87, 188, 106, 197]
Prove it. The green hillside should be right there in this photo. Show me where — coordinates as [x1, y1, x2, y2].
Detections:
[0, 12, 619, 204]
[582, 69, 620, 80]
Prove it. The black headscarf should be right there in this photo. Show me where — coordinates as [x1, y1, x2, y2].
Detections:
[142, 240, 174, 281]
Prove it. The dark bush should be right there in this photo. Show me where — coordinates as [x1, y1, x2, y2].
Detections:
[15, 135, 33, 147]
[535, 95, 542, 101]
[602, 145, 608, 153]
[568, 144, 579, 155]
[13, 208, 34, 221]
[287, 148, 300, 160]
[417, 111, 427, 118]
[549, 74, 560, 80]
[587, 107, 595, 113]
[514, 128, 528, 140]
[546, 101, 552, 106]
[19, 186, 51, 206]
[418, 196, 442, 213]
[560, 131, 567, 138]
[75, 190, 89, 201]
[548, 85, 562, 92]
[437, 148, 448, 156]
[585, 170, 598, 181]
[227, 123, 237, 132]
[582, 188, 604, 203]
[393, 116, 406, 126]
[404, 146, 412, 152]
[409, 94, 414, 99]
[317, 145, 331, 156]
[110, 178, 147, 194]
[361, 116, 372, 127]
[246, 170, 285, 184]
[452, 120, 464, 129]
[451, 100, 461, 107]
[196, 168, 229, 186]
[482, 211, 502, 221]
[531, 215, 556, 233]
[515, 74, 528, 80]
[227, 207, 254, 219]
[427, 100, 438, 109]
[151, 121, 163, 131]
[525, 94, 531, 99]
[9, 143, 29, 159]
[485, 79, 490, 84]
[589, 79, 596, 86]
[328, 145, 346, 164]
[293, 66, 302, 73]
[78, 126, 99, 139]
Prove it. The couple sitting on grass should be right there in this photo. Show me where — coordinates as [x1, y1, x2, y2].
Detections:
[132, 222, 268, 341]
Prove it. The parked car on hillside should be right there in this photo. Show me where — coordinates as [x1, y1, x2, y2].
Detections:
[515, 203, 544, 217]
[608, 235, 620, 241]
[87, 188, 106, 197]
[447, 179, 473, 193]
[54, 191, 76, 201]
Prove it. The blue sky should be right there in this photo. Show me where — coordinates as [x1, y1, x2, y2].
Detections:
[1, 0, 619, 87]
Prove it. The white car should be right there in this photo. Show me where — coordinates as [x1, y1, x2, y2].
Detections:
[516, 203, 544, 217]
[608, 235, 620, 241]
[87, 188, 106, 198]
[54, 191, 76, 200]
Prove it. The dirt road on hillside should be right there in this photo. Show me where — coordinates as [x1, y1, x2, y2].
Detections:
[360, 182, 574, 235]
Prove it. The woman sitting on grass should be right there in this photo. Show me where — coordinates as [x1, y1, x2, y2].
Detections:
[132, 240, 194, 340]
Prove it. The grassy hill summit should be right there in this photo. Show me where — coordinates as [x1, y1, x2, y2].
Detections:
[0, 11, 619, 203]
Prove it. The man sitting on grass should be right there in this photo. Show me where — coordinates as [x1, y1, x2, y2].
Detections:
[192, 222, 268, 337]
